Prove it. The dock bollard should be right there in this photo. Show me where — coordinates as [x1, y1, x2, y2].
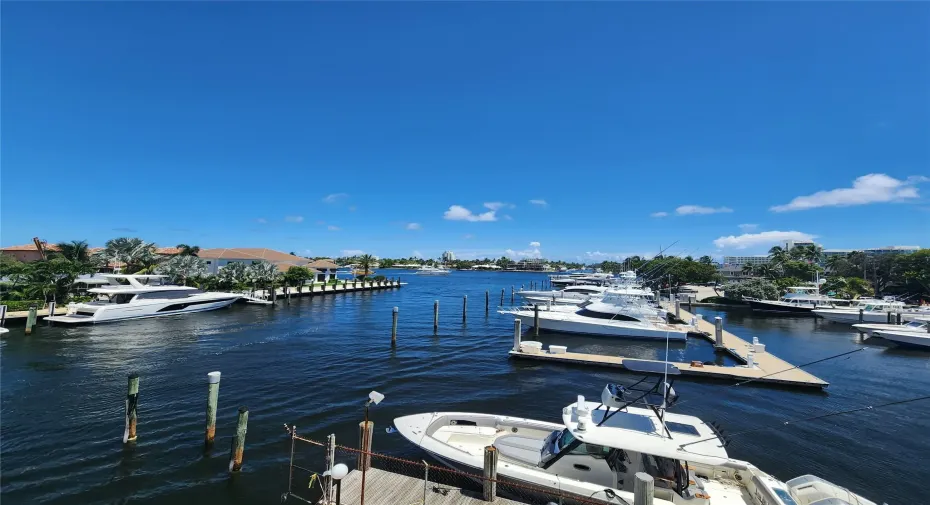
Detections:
[714, 317, 724, 349]
[25, 306, 37, 335]
[358, 420, 373, 471]
[513, 319, 522, 351]
[205, 371, 221, 449]
[674, 299, 680, 319]
[462, 295, 467, 323]
[433, 300, 439, 332]
[123, 373, 140, 443]
[229, 406, 249, 472]
[485, 290, 489, 314]
[483, 445, 498, 502]
[534, 304, 540, 337]
[634, 472, 654, 505]
[391, 307, 398, 346]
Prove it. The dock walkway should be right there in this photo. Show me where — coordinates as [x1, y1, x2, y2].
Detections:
[253, 279, 402, 300]
[335, 468, 527, 505]
[508, 302, 828, 389]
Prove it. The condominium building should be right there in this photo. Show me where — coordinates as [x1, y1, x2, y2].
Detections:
[722, 255, 770, 266]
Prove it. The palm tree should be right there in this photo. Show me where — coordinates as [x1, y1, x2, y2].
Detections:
[756, 264, 776, 279]
[247, 261, 280, 295]
[741, 264, 755, 276]
[157, 255, 207, 286]
[357, 254, 375, 278]
[768, 246, 788, 265]
[55, 240, 91, 263]
[102, 237, 158, 273]
[176, 244, 201, 257]
[217, 262, 248, 291]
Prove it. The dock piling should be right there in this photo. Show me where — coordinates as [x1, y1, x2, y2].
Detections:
[205, 371, 221, 449]
[482, 445, 498, 502]
[47, 301, 56, 322]
[229, 406, 249, 471]
[886, 311, 893, 324]
[391, 307, 399, 346]
[462, 295, 467, 324]
[533, 304, 540, 337]
[433, 300, 439, 332]
[123, 373, 140, 443]
[500, 289, 504, 307]
[859, 309, 864, 323]
[634, 472, 654, 505]
[0, 304, 6, 327]
[485, 290, 489, 314]
[511, 286, 514, 305]
[25, 306, 37, 334]
[714, 317, 724, 349]
[896, 312, 902, 325]
[513, 319, 522, 351]
[674, 299, 680, 319]
[358, 420, 373, 471]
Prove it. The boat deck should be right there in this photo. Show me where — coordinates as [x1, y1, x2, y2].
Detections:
[508, 303, 828, 389]
[334, 467, 528, 505]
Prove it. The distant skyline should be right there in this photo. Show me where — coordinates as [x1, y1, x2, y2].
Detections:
[2, 2, 927, 262]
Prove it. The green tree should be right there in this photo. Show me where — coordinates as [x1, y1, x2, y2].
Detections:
[176, 244, 201, 256]
[283, 266, 313, 293]
[722, 278, 778, 300]
[356, 254, 375, 278]
[156, 255, 207, 285]
[741, 264, 754, 276]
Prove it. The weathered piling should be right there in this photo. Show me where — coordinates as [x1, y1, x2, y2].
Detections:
[229, 406, 249, 472]
[511, 286, 514, 304]
[500, 289, 504, 306]
[124, 373, 140, 443]
[483, 445, 498, 502]
[714, 317, 724, 349]
[0, 304, 7, 327]
[48, 301, 57, 321]
[25, 306, 37, 334]
[886, 311, 893, 324]
[859, 308, 864, 323]
[896, 313, 902, 325]
[391, 307, 399, 346]
[674, 299, 680, 319]
[634, 472, 654, 505]
[534, 304, 540, 337]
[433, 300, 439, 332]
[462, 295, 468, 323]
[205, 371, 221, 449]
[357, 420, 373, 471]
[513, 319, 522, 351]
[485, 290, 489, 314]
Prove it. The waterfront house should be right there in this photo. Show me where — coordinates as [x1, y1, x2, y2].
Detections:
[198, 248, 314, 275]
[307, 259, 341, 282]
[0, 242, 60, 262]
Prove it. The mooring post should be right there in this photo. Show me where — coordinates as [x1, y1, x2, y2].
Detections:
[886, 311, 892, 324]
[513, 319, 522, 351]
[859, 308, 864, 323]
[714, 317, 724, 349]
[205, 371, 221, 449]
[324, 434, 335, 503]
[674, 299, 680, 320]
[0, 304, 6, 327]
[533, 304, 540, 337]
[358, 420, 373, 471]
[896, 312, 902, 325]
[485, 290, 489, 314]
[634, 472, 654, 505]
[25, 306, 37, 335]
[483, 445, 498, 502]
[391, 307, 399, 346]
[511, 286, 514, 304]
[433, 300, 439, 332]
[123, 373, 140, 443]
[229, 406, 249, 472]
[500, 288, 504, 307]
[462, 295, 468, 323]
[47, 301, 56, 322]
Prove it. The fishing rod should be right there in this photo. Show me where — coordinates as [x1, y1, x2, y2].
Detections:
[678, 394, 930, 449]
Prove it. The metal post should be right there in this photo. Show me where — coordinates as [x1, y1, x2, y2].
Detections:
[391, 307, 398, 346]
[483, 446, 498, 502]
[124, 373, 140, 443]
[229, 406, 249, 471]
[462, 295, 467, 324]
[533, 304, 540, 337]
[513, 319, 522, 352]
[205, 371, 221, 449]
[25, 306, 37, 335]
[634, 472, 654, 505]
[714, 317, 724, 349]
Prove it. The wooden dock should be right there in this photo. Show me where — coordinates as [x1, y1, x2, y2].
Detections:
[508, 302, 828, 389]
[254, 279, 403, 301]
[336, 468, 527, 505]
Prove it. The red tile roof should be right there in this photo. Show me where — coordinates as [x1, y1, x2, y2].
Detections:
[0, 243, 61, 252]
[198, 248, 309, 263]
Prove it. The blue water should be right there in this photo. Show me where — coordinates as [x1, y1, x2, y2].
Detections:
[1, 270, 927, 504]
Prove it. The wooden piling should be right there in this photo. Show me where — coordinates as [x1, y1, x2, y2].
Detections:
[859, 308, 864, 323]
[0, 304, 6, 327]
[513, 319, 522, 351]
[887, 311, 893, 324]
[124, 373, 140, 443]
[229, 406, 249, 472]
[482, 446, 498, 502]
[500, 289, 504, 307]
[634, 472, 654, 505]
[533, 304, 540, 337]
[433, 300, 439, 332]
[714, 317, 724, 349]
[205, 371, 221, 449]
[391, 307, 399, 345]
[25, 306, 37, 334]
[511, 286, 514, 304]
[357, 420, 373, 471]
[896, 312, 902, 325]
[674, 299, 680, 319]
[485, 290, 489, 314]
[462, 295, 467, 323]
[48, 301, 56, 320]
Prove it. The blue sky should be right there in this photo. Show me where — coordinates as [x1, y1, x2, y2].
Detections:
[2, 2, 928, 262]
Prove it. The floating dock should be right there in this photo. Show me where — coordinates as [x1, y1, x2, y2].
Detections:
[508, 301, 828, 389]
[335, 468, 527, 505]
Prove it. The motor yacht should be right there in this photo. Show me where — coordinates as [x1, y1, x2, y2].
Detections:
[812, 298, 916, 324]
[415, 265, 451, 276]
[518, 285, 611, 305]
[394, 374, 877, 505]
[852, 319, 929, 338]
[743, 286, 843, 315]
[870, 328, 930, 350]
[45, 275, 240, 324]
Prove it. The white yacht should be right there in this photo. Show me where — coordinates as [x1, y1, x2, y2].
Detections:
[395, 376, 877, 505]
[852, 319, 929, 337]
[519, 285, 611, 305]
[45, 275, 241, 324]
[415, 265, 451, 276]
[743, 287, 843, 315]
[870, 328, 930, 350]
[812, 298, 914, 324]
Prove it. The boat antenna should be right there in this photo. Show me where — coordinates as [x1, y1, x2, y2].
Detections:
[678, 394, 930, 449]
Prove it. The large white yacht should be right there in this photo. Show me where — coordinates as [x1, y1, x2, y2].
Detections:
[415, 265, 451, 276]
[45, 275, 241, 324]
[518, 284, 611, 305]
[743, 287, 843, 315]
[812, 298, 914, 324]
[395, 376, 877, 505]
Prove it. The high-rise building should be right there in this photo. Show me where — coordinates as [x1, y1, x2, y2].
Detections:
[785, 240, 819, 250]
[722, 255, 770, 267]
[441, 250, 456, 262]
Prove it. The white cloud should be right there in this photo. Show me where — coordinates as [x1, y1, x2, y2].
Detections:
[412, 250, 423, 258]
[484, 202, 515, 211]
[443, 205, 497, 222]
[583, 251, 655, 261]
[503, 214, 513, 220]
[406, 223, 422, 230]
[738, 223, 758, 232]
[505, 247, 541, 259]
[529, 199, 548, 207]
[770, 173, 927, 212]
[713, 230, 817, 250]
[285, 215, 304, 223]
[327, 225, 340, 231]
[322, 193, 349, 204]
[255, 218, 268, 224]
[676, 205, 733, 215]
[529, 241, 541, 247]
[341, 249, 365, 256]
[463, 234, 475, 239]
[650, 212, 668, 218]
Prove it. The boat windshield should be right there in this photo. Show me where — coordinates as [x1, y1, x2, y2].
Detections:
[905, 321, 926, 328]
[555, 429, 576, 453]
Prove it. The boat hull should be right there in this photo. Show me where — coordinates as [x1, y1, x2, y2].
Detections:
[47, 296, 240, 324]
[512, 313, 688, 341]
[874, 330, 930, 349]
[746, 299, 818, 314]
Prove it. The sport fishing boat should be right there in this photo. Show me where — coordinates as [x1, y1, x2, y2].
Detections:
[45, 275, 241, 324]
[394, 369, 877, 505]
[870, 328, 930, 350]
[852, 319, 929, 338]
[743, 286, 843, 315]
[812, 298, 914, 324]
[518, 284, 611, 305]
[415, 265, 451, 276]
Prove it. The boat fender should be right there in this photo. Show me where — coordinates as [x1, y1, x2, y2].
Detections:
[385, 426, 397, 434]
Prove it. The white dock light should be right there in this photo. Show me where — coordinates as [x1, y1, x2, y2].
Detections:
[368, 391, 384, 405]
[332, 463, 349, 480]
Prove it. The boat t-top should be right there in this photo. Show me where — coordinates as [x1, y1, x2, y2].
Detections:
[395, 365, 877, 505]
[45, 274, 241, 324]
[415, 265, 451, 275]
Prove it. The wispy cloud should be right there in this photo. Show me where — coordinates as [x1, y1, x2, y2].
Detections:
[322, 193, 349, 204]
[484, 202, 515, 211]
[738, 223, 758, 232]
[285, 216, 304, 223]
[713, 230, 817, 250]
[255, 218, 268, 224]
[529, 241, 541, 247]
[676, 205, 733, 215]
[650, 212, 668, 218]
[770, 174, 927, 212]
[583, 251, 654, 261]
[443, 205, 497, 222]
[529, 199, 548, 207]
[341, 249, 365, 256]
[505, 247, 541, 259]
[406, 223, 422, 230]
[463, 234, 474, 239]
[503, 214, 513, 221]
[112, 227, 137, 233]
[327, 225, 340, 231]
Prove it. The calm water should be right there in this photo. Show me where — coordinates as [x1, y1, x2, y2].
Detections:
[2, 271, 928, 504]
